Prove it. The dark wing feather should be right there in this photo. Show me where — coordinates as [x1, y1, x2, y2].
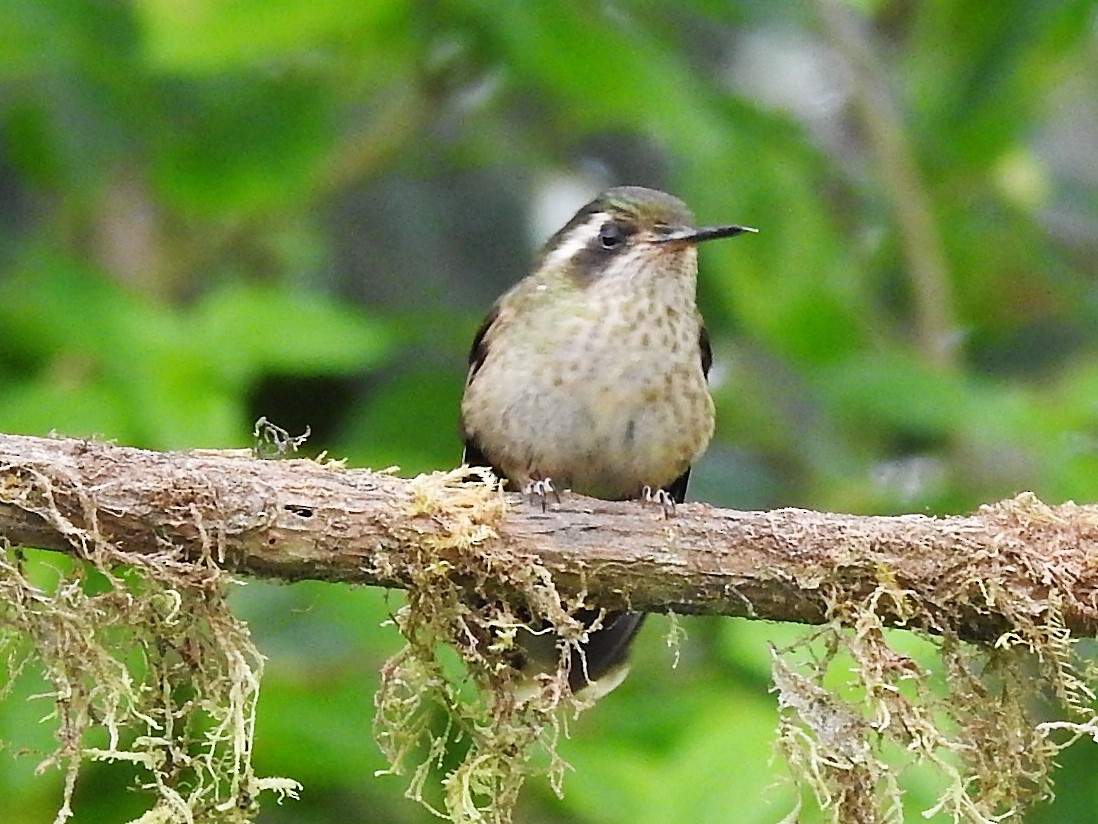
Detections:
[461, 433, 504, 480]
[461, 304, 507, 480]
[699, 324, 712, 378]
[465, 303, 499, 385]
[662, 467, 691, 505]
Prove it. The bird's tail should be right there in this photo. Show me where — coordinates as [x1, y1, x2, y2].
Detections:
[567, 610, 646, 700]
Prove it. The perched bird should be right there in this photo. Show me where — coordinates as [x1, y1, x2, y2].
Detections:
[460, 185, 755, 698]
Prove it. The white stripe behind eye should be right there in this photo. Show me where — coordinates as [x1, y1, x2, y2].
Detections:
[541, 213, 608, 271]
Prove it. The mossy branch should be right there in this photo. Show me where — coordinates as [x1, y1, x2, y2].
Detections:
[4, 431, 1098, 824]
[1, 432, 1096, 640]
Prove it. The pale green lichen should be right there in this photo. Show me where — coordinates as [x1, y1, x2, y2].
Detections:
[373, 467, 590, 824]
[0, 462, 299, 823]
[773, 494, 1098, 823]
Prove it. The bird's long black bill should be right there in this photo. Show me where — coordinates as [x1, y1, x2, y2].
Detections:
[655, 224, 758, 246]
[688, 224, 758, 243]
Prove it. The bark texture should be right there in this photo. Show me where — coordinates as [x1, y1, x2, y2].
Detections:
[2, 432, 1097, 642]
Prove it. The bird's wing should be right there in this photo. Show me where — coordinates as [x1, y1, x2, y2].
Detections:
[699, 324, 712, 379]
[464, 302, 499, 387]
[460, 303, 508, 479]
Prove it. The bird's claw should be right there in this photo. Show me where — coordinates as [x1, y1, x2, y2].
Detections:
[523, 477, 561, 512]
[642, 485, 676, 519]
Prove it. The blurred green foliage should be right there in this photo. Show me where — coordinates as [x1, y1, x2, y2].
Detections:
[1, 0, 1097, 821]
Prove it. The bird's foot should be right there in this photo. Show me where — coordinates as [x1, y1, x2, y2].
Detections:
[523, 476, 561, 512]
[642, 485, 676, 519]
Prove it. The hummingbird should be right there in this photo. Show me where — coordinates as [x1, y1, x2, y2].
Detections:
[460, 185, 755, 699]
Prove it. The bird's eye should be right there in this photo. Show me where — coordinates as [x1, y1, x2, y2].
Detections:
[598, 222, 626, 250]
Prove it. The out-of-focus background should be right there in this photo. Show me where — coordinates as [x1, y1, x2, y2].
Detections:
[1, 1, 1097, 821]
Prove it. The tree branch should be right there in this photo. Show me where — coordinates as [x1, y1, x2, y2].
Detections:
[2, 432, 1097, 643]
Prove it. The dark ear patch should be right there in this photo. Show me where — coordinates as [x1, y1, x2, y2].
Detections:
[567, 219, 637, 284]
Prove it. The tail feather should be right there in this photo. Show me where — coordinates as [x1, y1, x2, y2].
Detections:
[568, 610, 646, 695]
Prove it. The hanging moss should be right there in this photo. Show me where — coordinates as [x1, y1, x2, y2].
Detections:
[0, 463, 299, 823]
[772, 495, 1098, 823]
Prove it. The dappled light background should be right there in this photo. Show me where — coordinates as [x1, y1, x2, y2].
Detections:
[2, 1, 1098, 821]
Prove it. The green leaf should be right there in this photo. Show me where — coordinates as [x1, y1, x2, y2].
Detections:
[190, 282, 392, 382]
[134, 0, 407, 72]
